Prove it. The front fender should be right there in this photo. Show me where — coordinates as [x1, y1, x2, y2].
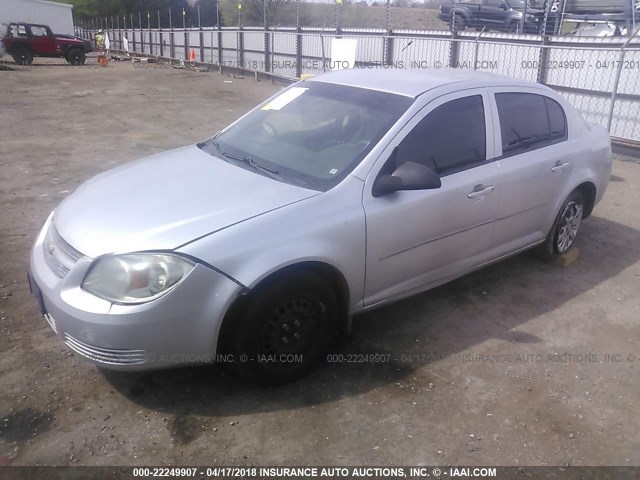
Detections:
[177, 176, 367, 313]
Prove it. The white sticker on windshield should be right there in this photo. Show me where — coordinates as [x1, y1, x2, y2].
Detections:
[329, 168, 338, 175]
[262, 87, 308, 111]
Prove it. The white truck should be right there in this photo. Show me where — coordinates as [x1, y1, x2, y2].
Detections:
[0, 0, 74, 37]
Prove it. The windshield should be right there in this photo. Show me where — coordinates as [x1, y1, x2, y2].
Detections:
[507, 0, 526, 8]
[199, 81, 413, 191]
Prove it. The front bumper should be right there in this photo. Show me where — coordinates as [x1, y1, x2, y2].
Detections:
[29, 216, 244, 370]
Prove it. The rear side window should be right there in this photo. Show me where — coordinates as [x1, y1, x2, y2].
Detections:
[10, 25, 28, 38]
[496, 92, 567, 157]
[397, 95, 486, 174]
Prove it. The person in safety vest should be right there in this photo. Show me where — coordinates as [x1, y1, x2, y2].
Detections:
[95, 29, 105, 50]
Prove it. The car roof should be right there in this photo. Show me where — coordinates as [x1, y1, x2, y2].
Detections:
[305, 68, 543, 98]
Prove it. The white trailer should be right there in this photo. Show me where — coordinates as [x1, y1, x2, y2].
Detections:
[0, 0, 74, 35]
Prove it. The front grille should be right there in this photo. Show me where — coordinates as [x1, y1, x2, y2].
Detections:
[50, 226, 83, 262]
[63, 333, 147, 366]
[43, 224, 84, 279]
[44, 253, 69, 278]
[44, 313, 57, 334]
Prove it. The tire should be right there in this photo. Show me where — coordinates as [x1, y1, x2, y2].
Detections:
[11, 46, 33, 65]
[536, 190, 584, 260]
[228, 271, 337, 384]
[66, 49, 86, 66]
[450, 14, 466, 33]
[506, 21, 519, 33]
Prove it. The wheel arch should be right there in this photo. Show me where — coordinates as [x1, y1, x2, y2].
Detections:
[64, 45, 83, 58]
[575, 181, 597, 219]
[452, 9, 469, 23]
[8, 42, 33, 54]
[216, 261, 352, 354]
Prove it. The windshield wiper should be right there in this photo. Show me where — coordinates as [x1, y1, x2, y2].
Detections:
[211, 140, 279, 175]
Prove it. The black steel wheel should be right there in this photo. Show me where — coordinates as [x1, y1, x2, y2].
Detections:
[12, 46, 33, 65]
[229, 271, 337, 384]
[67, 49, 86, 66]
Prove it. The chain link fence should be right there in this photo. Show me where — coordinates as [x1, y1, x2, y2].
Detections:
[77, 22, 640, 144]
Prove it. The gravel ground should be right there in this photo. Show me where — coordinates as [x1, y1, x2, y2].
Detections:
[0, 58, 639, 467]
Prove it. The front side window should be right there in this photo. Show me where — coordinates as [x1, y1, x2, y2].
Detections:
[506, 0, 526, 8]
[199, 82, 413, 191]
[495, 92, 567, 157]
[30, 26, 49, 37]
[395, 95, 486, 174]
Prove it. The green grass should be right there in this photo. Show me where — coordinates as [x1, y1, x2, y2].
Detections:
[219, 2, 445, 31]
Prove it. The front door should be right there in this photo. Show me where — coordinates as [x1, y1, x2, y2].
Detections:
[363, 89, 501, 307]
[28, 25, 58, 56]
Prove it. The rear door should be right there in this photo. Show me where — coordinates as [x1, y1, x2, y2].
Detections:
[489, 88, 573, 255]
[362, 89, 501, 307]
[480, 0, 509, 29]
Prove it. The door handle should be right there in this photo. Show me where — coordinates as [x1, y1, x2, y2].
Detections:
[467, 185, 495, 199]
[551, 162, 570, 173]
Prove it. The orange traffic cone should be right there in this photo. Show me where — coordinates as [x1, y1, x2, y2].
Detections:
[189, 49, 196, 62]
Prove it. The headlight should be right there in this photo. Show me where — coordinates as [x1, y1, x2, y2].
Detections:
[82, 253, 195, 304]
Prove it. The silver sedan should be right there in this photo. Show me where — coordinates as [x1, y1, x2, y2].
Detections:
[28, 69, 612, 382]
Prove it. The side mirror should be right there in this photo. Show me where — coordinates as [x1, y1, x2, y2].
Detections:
[372, 161, 441, 197]
[499, 2, 508, 9]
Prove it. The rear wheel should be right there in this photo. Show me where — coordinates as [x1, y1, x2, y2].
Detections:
[536, 190, 584, 259]
[11, 46, 33, 65]
[450, 14, 466, 33]
[228, 271, 337, 384]
[66, 49, 86, 66]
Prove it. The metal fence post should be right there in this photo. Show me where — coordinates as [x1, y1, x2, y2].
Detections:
[264, 28, 271, 72]
[295, 27, 302, 78]
[218, 24, 224, 70]
[148, 12, 153, 56]
[238, 27, 245, 70]
[473, 27, 485, 69]
[131, 14, 136, 52]
[200, 28, 205, 62]
[536, 36, 550, 85]
[607, 29, 640, 131]
[449, 32, 460, 68]
[184, 8, 189, 60]
[384, 29, 394, 67]
[139, 12, 144, 53]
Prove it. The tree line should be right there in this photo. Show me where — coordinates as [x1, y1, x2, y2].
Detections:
[61, 0, 294, 28]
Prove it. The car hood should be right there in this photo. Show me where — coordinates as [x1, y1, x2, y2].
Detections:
[54, 145, 319, 258]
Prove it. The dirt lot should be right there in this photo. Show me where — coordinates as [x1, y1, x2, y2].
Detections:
[0, 58, 639, 468]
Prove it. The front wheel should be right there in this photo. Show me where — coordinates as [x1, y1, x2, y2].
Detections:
[66, 49, 86, 66]
[537, 190, 584, 259]
[506, 21, 519, 33]
[228, 271, 337, 384]
[449, 14, 466, 33]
